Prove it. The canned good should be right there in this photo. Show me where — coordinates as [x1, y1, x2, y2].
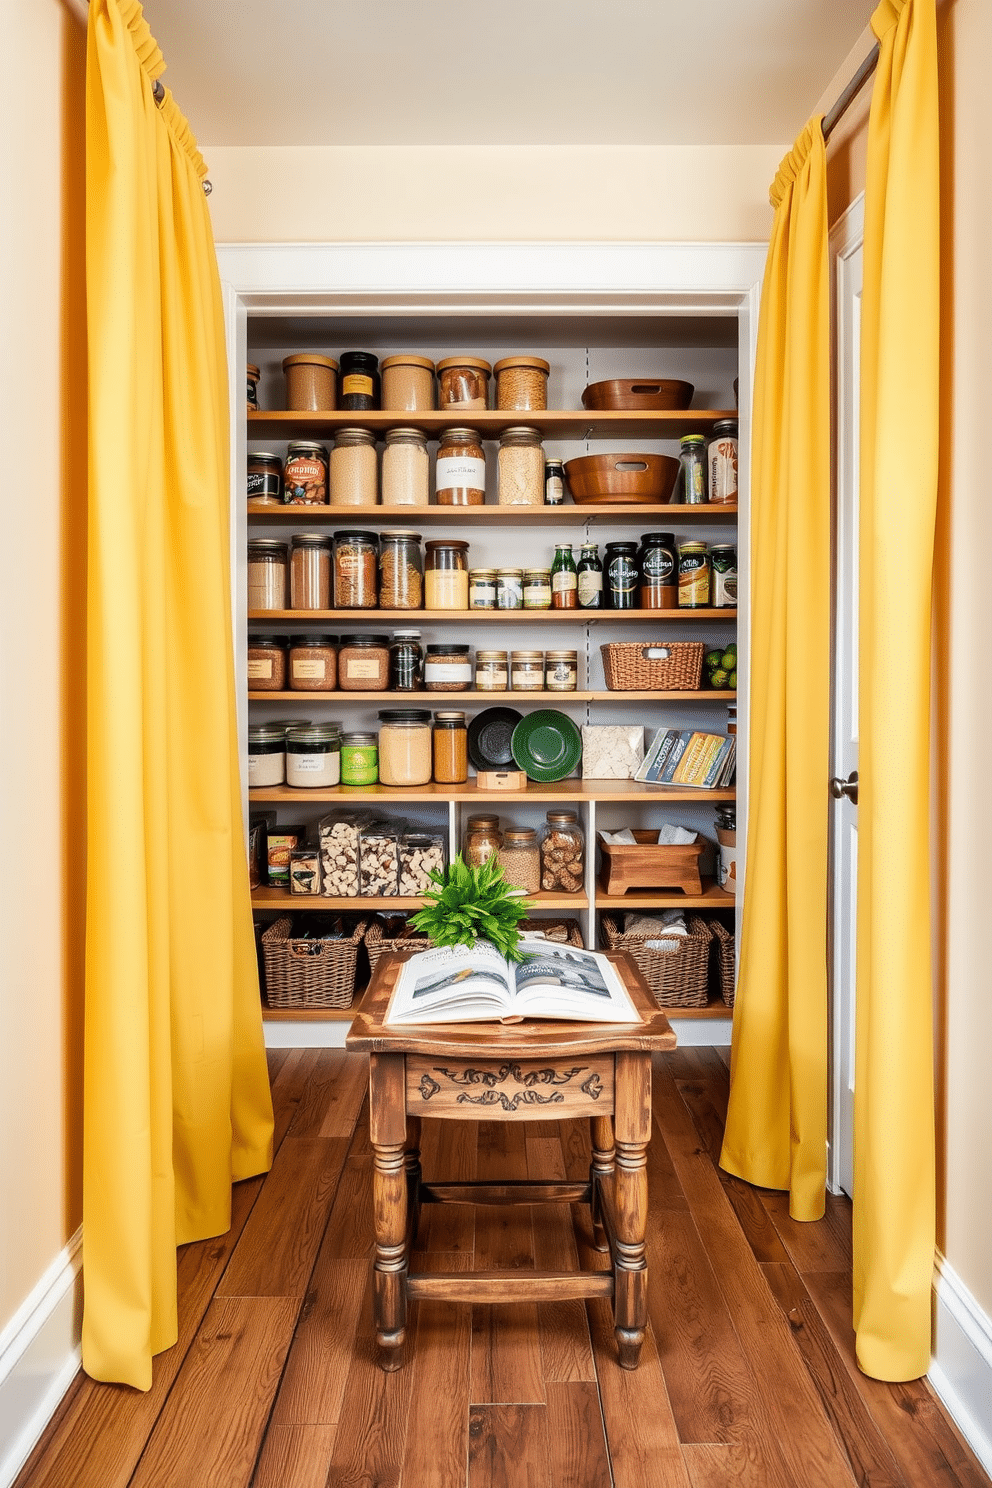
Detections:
[340, 731, 378, 785]
[284, 441, 329, 505]
[711, 544, 738, 607]
[678, 542, 711, 608]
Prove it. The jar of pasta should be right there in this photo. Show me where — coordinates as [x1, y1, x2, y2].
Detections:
[378, 530, 423, 609]
[493, 356, 550, 411]
[464, 814, 502, 867]
[248, 540, 288, 610]
[290, 534, 332, 609]
[333, 530, 378, 607]
[330, 428, 378, 506]
[381, 428, 429, 506]
[381, 354, 436, 411]
[436, 356, 491, 411]
[497, 426, 544, 506]
[424, 539, 469, 609]
[377, 709, 433, 787]
[436, 428, 485, 506]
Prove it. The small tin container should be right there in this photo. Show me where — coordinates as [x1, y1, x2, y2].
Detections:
[340, 731, 378, 785]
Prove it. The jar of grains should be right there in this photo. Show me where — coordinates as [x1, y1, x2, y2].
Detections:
[333, 530, 378, 607]
[510, 650, 545, 691]
[475, 650, 509, 691]
[389, 630, 424, 691]
[286, 724, 341, 788]
[247, 451, 283, 507]
[330, 428, 378, 506]
[424, 539, 470, 609]
[436, 356, 491, 411]
[380, 354, 436, 411]
[337, 633, 390, 691]
[435, 428, 485, 506]
[290, 534, 332, 609]
[246, 363, 260, 412]
[378, 530, 423, 609]
[498, 829, 540, 894]
[545, 649, 578, 692]
[493, 356, 550, 411]
[469, 568, 498, 609]
[432, 711, 468, 784]
[497, 426, 544, 506]
[247, 724, 286, 788]
[284, 441, 329, 505]
[539, 810, 584, 892]
[496, 568, 524, 610]
[523, 568, 552, 609]
[424, 643, 472, 692]
[288, 634, 337, 691]
[381, 428, 429, 506]
[377, 709, 433, 787]
[248, 540, 288, 610]
[464, 814, 502, 867]
[340, 731, 378, 785]
[338, 351, 380, 411]
[282, 353, 338, 411]
[247, 635, 287, 691]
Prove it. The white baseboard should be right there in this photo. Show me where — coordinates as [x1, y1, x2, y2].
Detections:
[0, 1231, 82, 1488]
[261, 1016, 731, 1050]
[929, 1252, 992, 1478]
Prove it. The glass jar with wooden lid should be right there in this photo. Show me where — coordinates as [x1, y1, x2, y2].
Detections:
[436, 356, 491, 411]
[498, 427, 544, 506]
[330, 428, 378, 506]
[493, 356, 550, 411]
[282, 353, 338, 411]
[381, 355, 436, 411]
[435, 428, 485, 506]
[464, 814, 502, 867]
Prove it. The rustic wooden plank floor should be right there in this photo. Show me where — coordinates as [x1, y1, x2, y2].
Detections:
[16, 1048, 991, 1488]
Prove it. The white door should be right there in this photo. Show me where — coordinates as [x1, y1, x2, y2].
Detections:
[829, 198, 864, 1197]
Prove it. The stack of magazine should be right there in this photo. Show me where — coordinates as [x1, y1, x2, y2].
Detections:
[634, 729, 737, 789]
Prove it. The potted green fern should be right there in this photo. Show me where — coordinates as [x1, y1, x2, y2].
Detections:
[409, 853, 532, 961]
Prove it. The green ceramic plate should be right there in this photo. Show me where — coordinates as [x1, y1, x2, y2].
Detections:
[510, 710, 582, 783]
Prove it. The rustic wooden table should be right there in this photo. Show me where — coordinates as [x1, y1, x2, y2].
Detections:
[346, 951, 676, 1372]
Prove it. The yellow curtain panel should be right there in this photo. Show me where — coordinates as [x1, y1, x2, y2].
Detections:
[84, 0, 273, 1389]
[854, 0, 939, 1382]
[720, 120, 831, 1220]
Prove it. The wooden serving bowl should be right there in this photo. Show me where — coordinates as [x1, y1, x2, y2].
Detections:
[564, 452, 680, 505]
[598, 830, 705, 896]
[582, 378, 694, 412]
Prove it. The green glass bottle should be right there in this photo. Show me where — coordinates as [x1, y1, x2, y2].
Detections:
[577, 543, 603, 609]
[551, 543, 577, 609]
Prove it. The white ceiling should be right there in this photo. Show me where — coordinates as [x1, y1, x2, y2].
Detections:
[142, 0, 875, 149]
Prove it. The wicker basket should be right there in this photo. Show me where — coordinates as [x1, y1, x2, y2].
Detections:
[600, 912, 711, 1009]
[261, 916, 366, 1010]
[364, 918, 430, 977]
[600, 641, 704, 692]
[708, 917, 736, 1008]
[521, 917, 584, 948]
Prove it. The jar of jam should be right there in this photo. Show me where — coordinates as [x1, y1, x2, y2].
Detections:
[424, 540, 470, 609]
[637, 532, 678, 609]
[248, 541, 288, 610]
[333, 530, 378, 608]
[436, 428, 485, 506]
[378, 530, 423, 609]
[246, 363, 260, 412]
[464, 813, 502, 867]
[496, 568, 523, 610]
[284, 441, 329, 505]
[678, 542, 711, 608]
[380, 354, 436, 411]
[436, 356, 491, 411]
[247, 635, 287, 691]
[288, 634, 338, 691]
[247, 451, 282, 506]
[523, 569, 552, 609]
[389, 630, 424, 691]
[469, 568, 498, 609]
[338, 351, 380, 410]
[603, 541, 639, 609]
[475, 650, 509, 691]
[432, 711, 468, 784]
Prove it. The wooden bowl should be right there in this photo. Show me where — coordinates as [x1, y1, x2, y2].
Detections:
[582, 378, 694, 412]
[564, 452, 680, 505]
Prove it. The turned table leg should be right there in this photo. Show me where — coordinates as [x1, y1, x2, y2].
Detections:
[590, 1114, 615, 1253]
[370, 1054, 409, 1370]
[612, 1052, 651, 1369]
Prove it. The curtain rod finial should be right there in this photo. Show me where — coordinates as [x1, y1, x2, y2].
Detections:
[203, 180, 213, 196]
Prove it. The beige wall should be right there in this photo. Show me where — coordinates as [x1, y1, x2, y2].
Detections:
[0, 0, 87, 1332]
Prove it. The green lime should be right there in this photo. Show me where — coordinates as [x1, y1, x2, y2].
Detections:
[720, 650, 736, 670]
[728, 669, 737, 688]
[724, 642, 737, 657]
[705, 650, 723, 668]
[710, 668, 729, 688]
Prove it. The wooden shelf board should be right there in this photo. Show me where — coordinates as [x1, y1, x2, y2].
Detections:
[249, 780, 735, 804]
[247, 502, 738, 526]
[663, 1001, 733, 1020]
[248, 689, 736, 703]
[248, 607, 735, 623]
[595, 879, 735, 911]
[247, 409, 738, 441]
[252, 888, 588, 913]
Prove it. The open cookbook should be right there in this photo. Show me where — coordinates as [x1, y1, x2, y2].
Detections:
[385, 938, 641, 1025]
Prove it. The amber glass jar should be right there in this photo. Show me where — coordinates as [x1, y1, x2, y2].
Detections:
[436, 428, 485, 506]
[436, 356, 491, 411]
[464, 814, 502, 867]
[381, 354, 436, 411]
[424, 539, 470, 609]
[432, 711, 468, 784]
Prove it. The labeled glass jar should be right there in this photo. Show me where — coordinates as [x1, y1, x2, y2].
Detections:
[539, 810, 584, 892]
[284, 441, 329, 505]
[678, 542, 711, 608]
[290, 534, 332, 609]
[432, 710, 468, 784]
[551, 544, 577, 608]
[469, 568, 498, 609]
[708, 419, 739, 505]
[424, 539, 469, 609]
[247, 451, 283, 506]
[711, 543, 737, 608]
[286, 724, 341, 788]
[337, 633, 390, 691]
[679, 434, 707, 505]
[545, 649, 578, 692]
[246, 363, 260, 412]
[288, 634, 338, 691]
[377, 708, 432, 787]
[381, 354, 436, 411]
[424, 643, 472, 692]
[282, 353, 338, 411]
[496, 568, 524, 610]
[604, 540, 639, 609]
[637, 531, 678, 610]
[510, 650, 545, 691]
[338, 351, 380, 411]
[464, 814, 502, 867]
[247, 724, 286, 788]
[248, 541, 288, 611]
[493, 356, 550, 411]
[436, 356, 491, 411]
[381, 427, 429, 506]
[247, 635, 287, 691]
[498, 828, 540, 894]
[523, 568, 552, 609]
[497, 426, 544, 506]
[340, 731, 378, 785]
[330, 428, 378, 506]
[389, 630, 424, 691]
[333, 530, 378, 607]
[475, 649, 509, 691]
[378, 530, 423, 609]
[436, 428, 485, 506]
[544, 458, 565, 506]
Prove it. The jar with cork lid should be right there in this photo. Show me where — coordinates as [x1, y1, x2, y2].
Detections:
[381, 354, 436, 411]
[493, 356, 550, 411]
[436, 356, 491, 411]
[282, 353, 338, 411]
[464, 814, 502, 867]
[330, 428, 378, 506]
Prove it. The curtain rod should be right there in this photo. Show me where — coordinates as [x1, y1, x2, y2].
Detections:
[822, 42, 880, 139]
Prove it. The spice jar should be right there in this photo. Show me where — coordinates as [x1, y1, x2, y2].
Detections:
[493, 356, 550, 412]
[338, 351, 380, 411]
[545, 650, 578, 692]
[340, 731, 378, 785]
[469, 568, 498, 609]
[523, 569, 552, 609]
[475, 650, 509, 691]
[389, 630, 424, 691]
[247, 724, 286, 788]
[377, 709, 432, 787]
[247, 451, 283, 506]
[436, 428, 486, 506]
[330, 428, 378, 506]
[333, 530, 379, 607]
[679, 434, 707, 505]
[544, 458, 565, 506]
[248, 540, 288, 610]
[678, 542, 711, 608]
[711, 544, 737, 608]
[511, 650, 545, 691]
[432, 711, 468, 784]
[381, 354, 436, 411]
[496, 568, 523, 610]
[464, 814, 502, 867]
[539, 810, 584, 892]
[290, 534, 332, 609]
[288, 634, 337, 691]
[424, 644, 472, 692]
[284, 441, 329, 505]
[497, 426, 544, 506]
[282, 353, 338, 411]
[603, 541, 639, 609]
[424, 539, 470, 609]
[286, 724, 341, 788]
[708, 419, 739, 506]
[637, 532, 678, 610]
[378, 530, 423, 609]
[382, 428, 429, 506]
[498, 829, 540, 894]
[247, 635, 287, 691]
[246, 363, 260, 412]
[436, 356, 491, 411]
[337, 633, 390, 691]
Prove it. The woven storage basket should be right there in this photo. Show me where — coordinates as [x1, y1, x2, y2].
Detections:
[364, 919, 430, 977]
[707, 917, 736, 1007]
[600, 641, 704, 692]
[600, 912, 711, 1009]
[521, 917, 584, 948]
[261, 916, 366, 1010]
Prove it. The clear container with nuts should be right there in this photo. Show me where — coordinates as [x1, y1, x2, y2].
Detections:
[382, 428, 429, 506]
[435, 429, 485, 506]
[510, 650, 545, 691]
[288, 634, 338, 691]
[498, 828, 541, 894]
[498, 426, 544, 506]
[493, 356, 550, 411]
[247, 635, 287, 691]
[377, 709, 433, 787]
[248, 540, 288, 610]
[330, 428, 378, 506]
[290, 534, 332, 609]
[381, 354, 436, 411]
[282, 353, 338, 411]
[318, 810, 378, 896]
[436, 356, 491, 411]
[359, 819, 403, 896]
[333, 529, 379, 607]
[398, 832, 446, 895]
[378, 530, 424, 609]
[464, 814, 501, 867]
[539, 810, 584, 893]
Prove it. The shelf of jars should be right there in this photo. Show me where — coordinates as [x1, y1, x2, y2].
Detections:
[248, 608, 735, 624]
[247, 409, 738, 441]
[249, 781, 736, 805]
[248, 689, 736, 704]
[251, 887, 588, 914]
[246, 503, 739, 527]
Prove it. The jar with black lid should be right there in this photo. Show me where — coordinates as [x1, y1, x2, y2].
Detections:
[286, 724, 341, 789]
[247, 635, 287, 691]
[247, 451, 282, 506]
[247, 724, 285, 788]
[424, 643, 472, 692]
[337, 633, 390, 691]
[377, 708, 433, 787]
[338, 351, 380, 411]
[333, 529, 379, 607]
[288, 634, 338, 691]
[637, 532, 678, 609]
[603, 541, 639, 609]
[389, 630, 424, 691]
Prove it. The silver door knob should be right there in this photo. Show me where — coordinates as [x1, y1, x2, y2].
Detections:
[829, 770, 859, 805]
